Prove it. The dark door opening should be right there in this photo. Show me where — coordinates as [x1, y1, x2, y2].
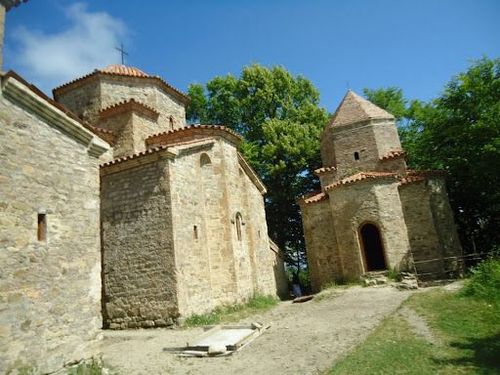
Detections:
[360, 223, 387, 271]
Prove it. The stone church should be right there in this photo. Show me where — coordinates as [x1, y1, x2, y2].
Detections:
[299, 91, 462, 291]
[53, 64, 282, 329]
[0, 1, 284, 372]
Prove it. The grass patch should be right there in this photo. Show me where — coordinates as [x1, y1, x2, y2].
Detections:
[462, 258, 500, 307]
[330, 288, 500, 374]
[183, 294, 278, 327]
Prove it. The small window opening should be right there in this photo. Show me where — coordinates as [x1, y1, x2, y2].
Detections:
[193, 225, 198, 240]
[169, 116, 174, 129]
[354, 151, 360, 161]
[236, 213, 243, 241]
[200, 153, 212, 167]
[258, 230, 261, 238]
[37, 214, 47, 241]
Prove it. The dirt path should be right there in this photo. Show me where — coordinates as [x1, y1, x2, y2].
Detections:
[101, 286, 412, 375]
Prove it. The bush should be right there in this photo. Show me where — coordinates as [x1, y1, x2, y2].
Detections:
[462, 258, 500, 305]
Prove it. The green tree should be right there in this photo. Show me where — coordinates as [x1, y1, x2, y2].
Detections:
[186, 64, 328, 267]
[365, 57, 500, 254]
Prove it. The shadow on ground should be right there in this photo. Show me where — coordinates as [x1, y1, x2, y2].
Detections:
[433, 333, 500, 372]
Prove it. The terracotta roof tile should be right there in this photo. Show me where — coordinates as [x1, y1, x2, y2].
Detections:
[399, 175, 426, 186]
[398, 170, 447, 187]
[89, 125, 113, 135]
[299, 191, 328, 204]
[406, 169, 448, 177]
[100, 145, 170, 168]
[380, 150, 406, 161]
[325, 171, 397, 191]
[99, 98, 159, 120]
[146, 124, 242, 147]
[314, 166, 337, 175]
[99, 65, 148, 77]
[53, 65, 189, 104]
[327, 90, 394, 129]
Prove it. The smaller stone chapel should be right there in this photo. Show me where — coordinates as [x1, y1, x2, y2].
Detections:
[299, 91, 462, 291]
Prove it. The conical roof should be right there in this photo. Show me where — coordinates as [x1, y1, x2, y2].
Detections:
[327, 90, 394, 129]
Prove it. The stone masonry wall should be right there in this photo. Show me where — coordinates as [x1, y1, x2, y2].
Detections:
[98, 110, 158, 158]
[100, 157, 179, 329]
[428, 178, 463, 276]
[97, 111, 135, 158]
[331, 122, 380, 178]
[54, 79, 101, 122]
[242, 168, 277, 296]
[0, 94, 102, 373]
[372, 120, 403, 157]
[223, 144, 257, 300]
[99, 77, 186, 131]
[55, 76, 186, 133]
[168, 138, 277, 317]
[329, 180, 411, 279]
[167, 142, 228, 316]
[300, 200, 342, 292]
[399, 181, 444, 276]
[399, 178, 462, 278]
[327, 120, 403, 179]
[0, 5, 5, 70]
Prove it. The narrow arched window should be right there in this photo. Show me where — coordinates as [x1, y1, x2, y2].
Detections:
[200, 153, 211, 167]
[235, 212, 243, 241]
[169, 116, 175, 129]
[354, 151, 360, 161]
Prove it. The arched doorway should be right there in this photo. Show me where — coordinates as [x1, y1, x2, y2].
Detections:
[360, 223, 387, 271]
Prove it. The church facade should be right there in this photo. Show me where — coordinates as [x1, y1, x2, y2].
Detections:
[54, 65, 282, 329]
[299, 91, 462, 291]
[0, 2, 283, 371]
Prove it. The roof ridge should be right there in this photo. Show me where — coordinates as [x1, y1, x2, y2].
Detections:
[100, 145, 170, 168]
[324, 171, 397, 191]
[52, 66, 189, 104]
[146, 124, 242, 143]
[327, 90, 394, 129]
[99, 98, 159, 115]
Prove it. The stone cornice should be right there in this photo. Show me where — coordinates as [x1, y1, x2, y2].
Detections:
[238, 152, 267, 195]
[1, 72, 109, 158]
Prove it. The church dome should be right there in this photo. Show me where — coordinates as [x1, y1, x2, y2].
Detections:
[97, 64, 149, 78]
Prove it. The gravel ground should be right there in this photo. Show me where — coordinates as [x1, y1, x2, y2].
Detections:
[101, 286, 413, 375]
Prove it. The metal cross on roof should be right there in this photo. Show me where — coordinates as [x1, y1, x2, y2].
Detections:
[115, 43, 129, 65]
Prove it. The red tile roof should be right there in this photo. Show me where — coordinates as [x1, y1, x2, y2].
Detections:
[100, 145, 171, 168]
[99, 65, 148, 77]
[53, 65, 189, 104]
[380, 150, 406, 161]
[314, 166, 337, 175]
[146, 124, 242, 147]
[399, 170, 447, 187]
[325, 171, 398, 191]
[299, 191, 329, 204]
[99, 98, 159, 120]
[399, 175, 426, 186]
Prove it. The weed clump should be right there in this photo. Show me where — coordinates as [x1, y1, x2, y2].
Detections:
[184, 294, 277, 327]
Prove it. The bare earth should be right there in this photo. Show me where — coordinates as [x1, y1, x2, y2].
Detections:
[101, 286, 412, 375]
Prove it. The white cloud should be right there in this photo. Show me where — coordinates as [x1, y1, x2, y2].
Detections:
[11, 3, 127, 93]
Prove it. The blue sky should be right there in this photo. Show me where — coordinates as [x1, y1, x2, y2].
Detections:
[4, 0, 499, 110]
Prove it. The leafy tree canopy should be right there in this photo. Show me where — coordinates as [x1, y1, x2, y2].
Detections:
[365, 57, 500, 254]
[187, 64, 329, 266]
